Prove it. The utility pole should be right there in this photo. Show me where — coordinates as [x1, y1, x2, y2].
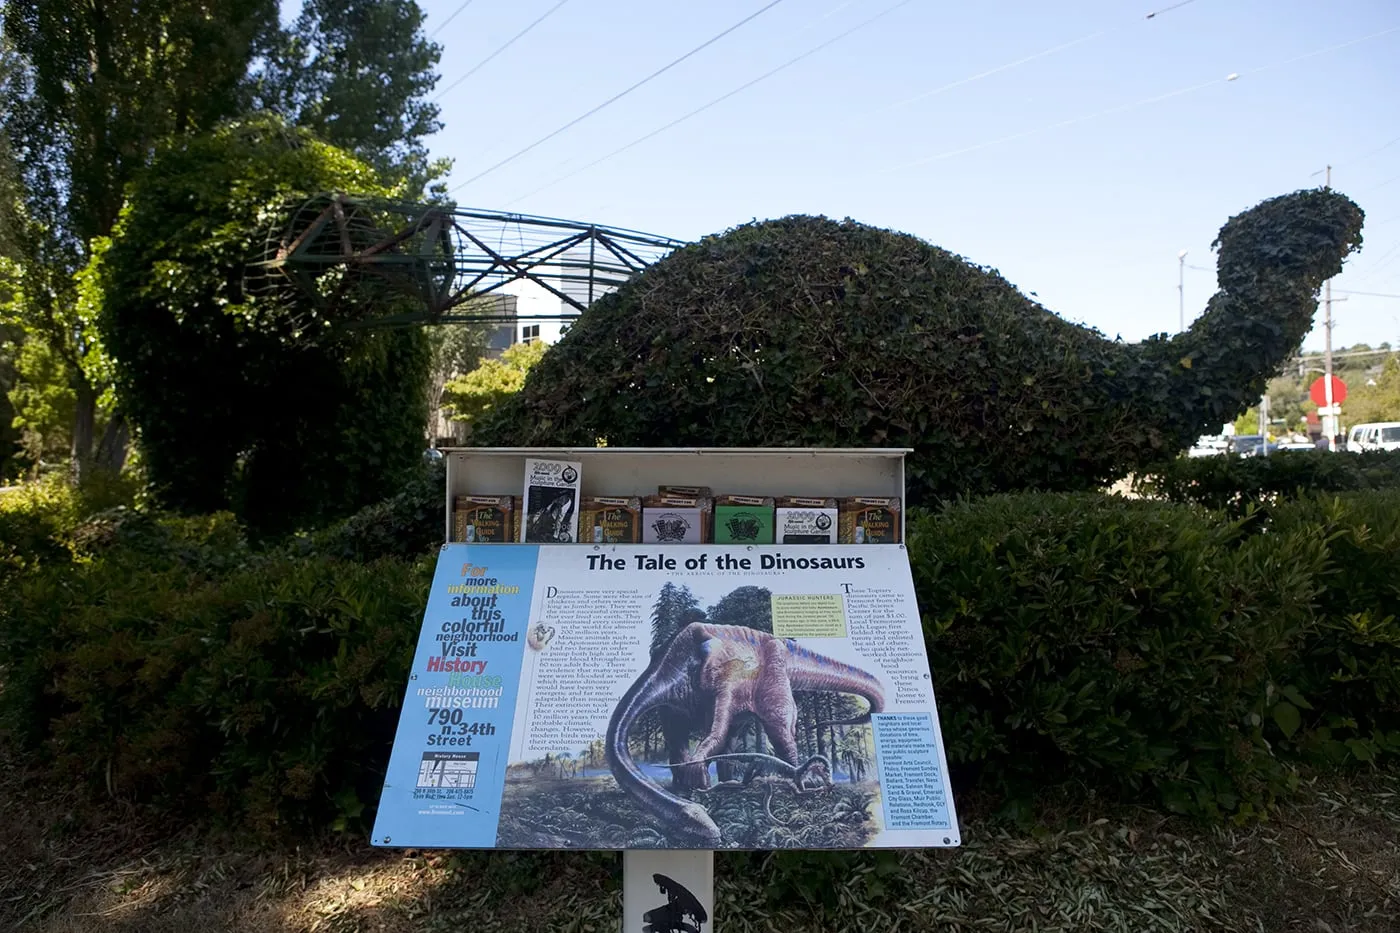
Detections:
[1178, 249, 1187, 331]
[1259, 393, 1270, 455]
[1322, 166, 1337, 450]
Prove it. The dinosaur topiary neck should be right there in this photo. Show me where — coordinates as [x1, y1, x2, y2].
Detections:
[1134, 188, 1364, 445]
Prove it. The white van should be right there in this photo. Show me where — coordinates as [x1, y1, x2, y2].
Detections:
[1345, 422, 1400, 452]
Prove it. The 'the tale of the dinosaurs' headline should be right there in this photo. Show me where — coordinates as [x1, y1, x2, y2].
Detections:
[370, 543, 961, 852]
[583, 550, 872, 572]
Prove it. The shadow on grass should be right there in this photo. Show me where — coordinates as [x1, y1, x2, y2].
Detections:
[3, 740, 1397, 933]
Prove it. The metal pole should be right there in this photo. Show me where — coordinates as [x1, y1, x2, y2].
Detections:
[1178, 250, 1187, 331]
[1322, 166, 1336, 450]
[1260, 394, 1270, 456]
[588, 229, 598, 308]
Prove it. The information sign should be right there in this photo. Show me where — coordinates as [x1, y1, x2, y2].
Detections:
[372, 542, 961, 851]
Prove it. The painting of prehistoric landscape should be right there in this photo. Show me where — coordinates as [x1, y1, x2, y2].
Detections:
[496, 582, 887, 849]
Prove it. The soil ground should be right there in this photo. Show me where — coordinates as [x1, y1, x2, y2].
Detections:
[2, 744, 1396, 933]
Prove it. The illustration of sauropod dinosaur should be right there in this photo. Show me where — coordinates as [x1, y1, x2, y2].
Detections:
[692, 752, 834, 794]
[606, 622, 884, 846]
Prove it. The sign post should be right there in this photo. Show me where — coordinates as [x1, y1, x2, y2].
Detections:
[372, 448, 961, 930]
[1310, 375, 1348, 448]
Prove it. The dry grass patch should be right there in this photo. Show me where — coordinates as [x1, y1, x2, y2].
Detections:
[3, 743, 1396, 933]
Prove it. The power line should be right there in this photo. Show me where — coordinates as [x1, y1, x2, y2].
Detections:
[1334, 289, 1400, 299]
[432, 0, 573, 102]
[875, 32, 1106, 116]
[1364, 172, 1400, 193]
[429, 0, 476, 39]
[447, 0, 790, 194]
[1352, 242, 1400, 282]
[1145, 0, 1200, 18]
[881, 24, 1400, 173]
[1341, 134, 1400, 168]
[502, 0, 919, 208]
[876, 0, 1204, 116]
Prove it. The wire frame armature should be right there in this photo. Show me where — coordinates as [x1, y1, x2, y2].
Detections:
[246, 193, 685, 329]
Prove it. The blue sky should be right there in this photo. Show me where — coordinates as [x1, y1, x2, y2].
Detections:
[400, 0, 1399, 352]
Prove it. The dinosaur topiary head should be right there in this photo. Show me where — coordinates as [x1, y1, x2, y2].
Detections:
[474, 189, 1363, 503]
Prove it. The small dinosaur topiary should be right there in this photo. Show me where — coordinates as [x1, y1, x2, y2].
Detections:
[473, 189, 1364, 503]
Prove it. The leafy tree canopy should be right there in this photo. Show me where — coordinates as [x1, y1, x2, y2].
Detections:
[1346, 356, 1400, 425]
[1, 0, 446, 477]
[442, 340, 547, 437]
[248, 0, 448, 195]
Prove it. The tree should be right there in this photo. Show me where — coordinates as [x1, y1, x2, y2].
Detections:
[442, 341, 547, 438]
[706, 586, 773, 633]
[649, 583, 702, 656]
[6, 337, 74, 468]
[1344, 356, 1400, 425]
[2, 0, 446, 479]
[248, 0, 448, 196]
[1, 1, 279, 478]
[426, 323, 486, 442]
[92, 116, 431, 534]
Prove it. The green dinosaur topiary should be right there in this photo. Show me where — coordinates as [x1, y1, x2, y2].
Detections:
[473, 189, 1364, 503]
[93, 116, 432, 536]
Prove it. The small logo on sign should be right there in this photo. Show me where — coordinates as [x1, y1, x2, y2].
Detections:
[724, 512, 761, 541]
[651, 513, 691, 542]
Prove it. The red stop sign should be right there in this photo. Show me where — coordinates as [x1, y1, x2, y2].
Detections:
[1310, 375, 1347, 407]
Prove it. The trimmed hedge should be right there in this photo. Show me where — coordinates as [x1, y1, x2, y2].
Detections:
[2, 481, 1397, 835]
[293, 458, 446, 563]
[910, 494, 1319, 820]
[474, 190, 1365, 505]
[910, 489, 1400, 820]
[0, 515, 428, 834]
[1134, 449, 1400, 516]
[1270, 491, 1400, 765]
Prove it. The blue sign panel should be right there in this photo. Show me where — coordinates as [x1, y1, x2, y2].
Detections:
[371, 544, 537, 848]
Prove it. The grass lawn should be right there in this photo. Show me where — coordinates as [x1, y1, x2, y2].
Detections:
[2, 742, 1396, 933]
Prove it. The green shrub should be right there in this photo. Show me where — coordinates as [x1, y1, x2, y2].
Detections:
[6, 479, 1396, 839]
[0, 476, 78, 580]
[0, 472, 143, 582]
[1134, 450, 1400, 516]
[295, 458, 445, 562]
[1269, 491, 1400, 765]
[909, 493, 1325, 821]
[0, 542, 430, 835]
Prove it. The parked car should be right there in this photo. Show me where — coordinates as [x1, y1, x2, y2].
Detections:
[1345, 422, 1400, 453]
[1228, 435, 1268, 456]
[1188, 435, 1229, 457]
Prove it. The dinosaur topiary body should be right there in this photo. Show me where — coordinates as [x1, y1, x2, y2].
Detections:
[474, 190, 1363, 503]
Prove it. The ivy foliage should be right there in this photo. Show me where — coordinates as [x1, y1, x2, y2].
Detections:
[475, 190, 1364, 503]
[92, 117, 430, 536]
